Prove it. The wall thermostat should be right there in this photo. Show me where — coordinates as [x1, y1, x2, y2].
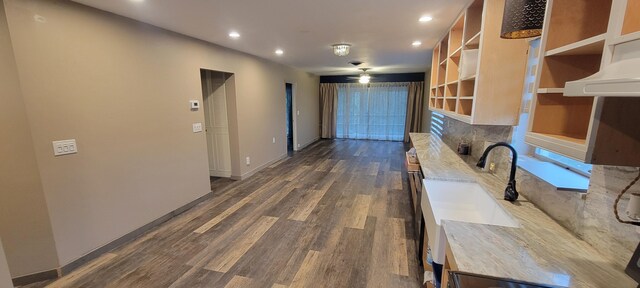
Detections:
[189, 100, 200, 110]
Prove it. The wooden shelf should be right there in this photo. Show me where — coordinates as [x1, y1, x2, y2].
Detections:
[463, 0, 483, 45]
[464, 32, 481, 49]
[449, 15, 465, 55]
[539, 54, 602, 88]
[537, 88, 564, 94]
[457, 99, 474, 116]
[446, 57, 460, 83]
[445, 99, 457, 112]
[622, 0, 640, 35]
[428, 0, 527, 126]
[449, 46, 462, 58]
[459, 78, 475, 97]
[530, 93, 593, 143]
[430, 45, 440, 87]
[460, 75, 476, 81]
[544, 33, 605, 56]
[445, 82, 458, 97]
[439, 34, 449, 64]
[544, 0, 612, 51]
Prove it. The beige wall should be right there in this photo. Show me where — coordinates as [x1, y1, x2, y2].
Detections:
[0, 0, 59, 278]
[0, 239, 15, 288]
[4, 0, 319, 268]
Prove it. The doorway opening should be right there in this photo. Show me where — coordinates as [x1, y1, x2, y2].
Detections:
[286, 83, 294, 155]
[200, 69, 233, 179]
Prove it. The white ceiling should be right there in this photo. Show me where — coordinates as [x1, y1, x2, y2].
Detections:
[71, 0, 471, 75]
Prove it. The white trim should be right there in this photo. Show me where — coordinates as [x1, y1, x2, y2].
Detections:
[297, 137, 320, 151]
[209, 170, 231, 178]
[231, 153, 288, 181]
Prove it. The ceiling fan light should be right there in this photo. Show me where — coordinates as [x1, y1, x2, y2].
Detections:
[359, 74, 371, 84]
[332, 44, 351, 56]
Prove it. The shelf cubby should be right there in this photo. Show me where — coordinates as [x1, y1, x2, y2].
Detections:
[439, 34, 449, 64]
[430, 88, 437, 97]
[449, 15, 465, 56]
[464, 32, 481, 49]
[436, 99, 444, 109]
[544, 33, 606, 57]
[458, 79, 476, 97]
[438, 63, 447, 85]
[437, 86, 445, 97]
[445, 82, 458, 97]
[622, 0, 640, 35]
[530, 93, 594, 144]
[544, 0, 612, 51]
[446, 57, 460, 82]
[429, 97, 436, 108]
[431, 45, 440, 87]
[538, 54, 602, 89]
[445, 99, 457, 112]
[463, 0, 483, 44]
[457, 99, 474, 116]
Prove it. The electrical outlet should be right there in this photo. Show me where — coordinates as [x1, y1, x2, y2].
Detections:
[489, 162, 496, 173]
[272, 137, 276, 144]
[52, 139, 78, 156]
[297, 143, 301, 148]
[246, 157, 251, 165]
[297, 110, 300, 116]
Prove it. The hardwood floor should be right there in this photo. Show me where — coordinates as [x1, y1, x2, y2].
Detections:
[39, 139, 422, 288]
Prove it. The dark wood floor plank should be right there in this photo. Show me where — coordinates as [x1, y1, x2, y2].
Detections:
[39, 139, 421, 288]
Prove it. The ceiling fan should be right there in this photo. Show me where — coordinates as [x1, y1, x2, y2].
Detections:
[347, 68, 375, 84]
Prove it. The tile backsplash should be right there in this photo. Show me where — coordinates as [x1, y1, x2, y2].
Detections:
[435, 114, 640, 270]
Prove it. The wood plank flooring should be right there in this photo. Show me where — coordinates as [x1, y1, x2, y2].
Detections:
[36, 139, 421, 288]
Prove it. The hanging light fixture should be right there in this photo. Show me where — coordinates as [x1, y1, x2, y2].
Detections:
[358, 68, 371, 84]
[500, 0, 546, 39]
[332, 44, 351, 56]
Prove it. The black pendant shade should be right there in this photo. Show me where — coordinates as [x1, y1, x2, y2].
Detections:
[500, 0, 547, 39]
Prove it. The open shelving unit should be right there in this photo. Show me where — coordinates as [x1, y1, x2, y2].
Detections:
[622, 0, 640, 35]
[526, 0, 640, 166]
[428, 0, 528, 125]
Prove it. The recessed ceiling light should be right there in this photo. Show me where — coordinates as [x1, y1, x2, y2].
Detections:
[228, 31, 240, 39]
[275, 49, 284, 55]
[412, 41, 422, 47]
[419, 16, 433, 22]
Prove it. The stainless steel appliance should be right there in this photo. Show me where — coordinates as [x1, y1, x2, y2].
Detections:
[448, 271, 564, 288]
[626, 242, 640, 285]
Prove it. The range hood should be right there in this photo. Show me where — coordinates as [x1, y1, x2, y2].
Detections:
[564, 39, 640, 97]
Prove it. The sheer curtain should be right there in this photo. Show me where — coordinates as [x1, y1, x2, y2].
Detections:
[336, 82, 409, 141]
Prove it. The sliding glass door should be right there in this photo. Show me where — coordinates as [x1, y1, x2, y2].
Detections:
[336, 82, 408, 141]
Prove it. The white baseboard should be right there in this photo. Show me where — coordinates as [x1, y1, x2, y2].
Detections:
[209, 170, 231, 178]
[231, 153, 288, 181]
[295, 137, 320, 151]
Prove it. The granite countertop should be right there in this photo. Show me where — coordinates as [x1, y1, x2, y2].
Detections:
[409, 133, 636, 288]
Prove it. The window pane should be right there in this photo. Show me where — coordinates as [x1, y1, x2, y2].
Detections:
[336, 83, 408, 141]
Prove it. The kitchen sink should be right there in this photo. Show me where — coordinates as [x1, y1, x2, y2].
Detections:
[421, 179, 519, 264]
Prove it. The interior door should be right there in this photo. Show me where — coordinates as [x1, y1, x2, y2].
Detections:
[202, 71, 232, 177]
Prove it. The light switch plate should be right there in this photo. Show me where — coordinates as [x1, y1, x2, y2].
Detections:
[192, 123, 203, 133]
[52, 139, 77, 156]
